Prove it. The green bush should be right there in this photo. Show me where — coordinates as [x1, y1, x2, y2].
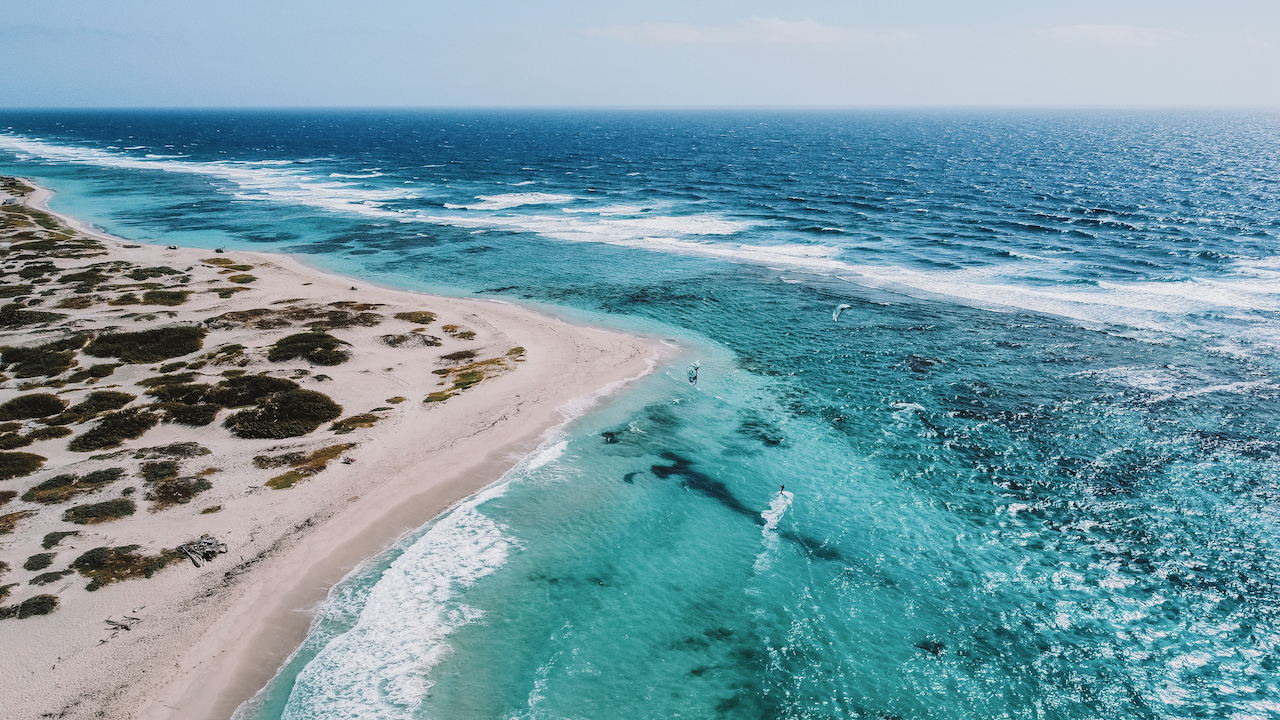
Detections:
[70, 545, 180, 591]
[0, 593, 58, 619]
[68, 408, 159, 452]
[147, 477, 213, 510]
[41, 531, 79, 550]
[83, 325, 206, 363]
[58, 269, 110, 286]
[0, 284, 33, 298]
[153, 402, 220, 426]
[141, 461, 178, 483]
[0, 452, 45, 480]
[23, 553, 54, 571]
[224, 389, 342, 439]
[267, 332, 350, 366]
[29, 571, 73, 586]
[0, 335, 87, 377]
[27, 426, 72, 441]
[62, 499, 136, 525]
[23, 468, 123, 504]
[0, 393, 68, 420]
[47, 390, 136, 425]
[205, 374, 299, 407]
[0, 302, 64, 328]
[0, 433, 32, 450]
[126, 266, 180, 281]
[65, 363, 119, 384]
[141, 290, 191, 306]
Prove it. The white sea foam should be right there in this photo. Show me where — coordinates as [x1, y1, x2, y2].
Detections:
[0, 134, 417, 219]
[761, 490, 793, 535]
[443, 192, 577, 211]
[280, 483, 514, 720]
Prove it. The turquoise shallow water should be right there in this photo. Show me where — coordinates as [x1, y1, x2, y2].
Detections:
[2, 110, 1279, 718]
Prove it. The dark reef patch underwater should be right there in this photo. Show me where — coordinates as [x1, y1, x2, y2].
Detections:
[3, 109, 1279, 719]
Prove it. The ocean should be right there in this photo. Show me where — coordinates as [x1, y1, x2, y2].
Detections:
[2, 109, 1278, 719]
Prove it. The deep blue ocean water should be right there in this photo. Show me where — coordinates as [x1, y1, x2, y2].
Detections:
[2, 110, 1279, 719]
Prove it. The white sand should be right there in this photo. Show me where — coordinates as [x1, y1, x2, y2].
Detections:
[0, 183, 655, 719]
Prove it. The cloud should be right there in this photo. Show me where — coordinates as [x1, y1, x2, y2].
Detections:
[584, 17, 907, 46]
[1049, 24, 1182, 47]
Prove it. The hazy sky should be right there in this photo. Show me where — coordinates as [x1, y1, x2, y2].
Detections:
[2, 0, 1277, 107]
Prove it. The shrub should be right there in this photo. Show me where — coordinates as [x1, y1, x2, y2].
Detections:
[108, 293, 140, 306]
[30, 571, 73, 585]
[41, 531, 79, 549]
[147, 476, 213, 510]
[200, 505, 222, 514]
[23, 553, 54, 571]
[0, 393, 68, 420]
[126, 266, 180, 281]
[22, 468, 123, 504]
[0, 284, 33, 298]
[0, 335, 87, 377]
[0, 582, 11, 601]
[0, 433, 32, 450]
[153, 402, 220, 426]
[267, 332, 350, 366]
[65, 363, 119, 384]
[204, 374, 298, 407]
[47, 390, 136, 425]
[55, 296, 96, 309]
[394, 310, 436, 324]
[0, 593, 59, 619]
[58, 269, 110, 286]
[83, 326, 206, 363]
[27, 426, 72, 441]
[224, 389, 342, 439]
[63, 499, 136, 525]
[133, 442, 211, 459]
[0, 490, 14, 508]
[141, 290, 190, 306]
[68, 409, 159, 452]
[440, 350, 478, 362]
[227, 274, 256, 284]
[141, 461, 178, 482]
[70, 545, 181, 591]
[0, 452, 46, 480]
[0, 302, 64, 328]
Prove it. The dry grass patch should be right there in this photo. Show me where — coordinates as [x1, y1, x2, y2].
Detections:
[0, 510, 34, 535]
[393, 310, 435, 325]
[265, 443, 356, 489]
[330, 413, 381, 434]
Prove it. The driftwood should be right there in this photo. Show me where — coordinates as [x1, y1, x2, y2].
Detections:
[178, 534, 228, 568]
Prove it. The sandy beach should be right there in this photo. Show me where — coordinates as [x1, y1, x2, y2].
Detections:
[0, 178, 655, 720]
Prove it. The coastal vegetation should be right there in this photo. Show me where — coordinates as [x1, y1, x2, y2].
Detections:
[0, 393, 66, 420]
[68, 408, 160, 451]
[267, 331, 350, 365]
[62, 499, 136, 525]
[22, 468, 124, 504]
[0, 451, 46, 479]
[84, 326, 206, 363]
[70, 544, 181, 591]
[0, 593, 58, 619]
[262, 443, 355, 489]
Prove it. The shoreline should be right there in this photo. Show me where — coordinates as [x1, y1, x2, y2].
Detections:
[1, 178, 658, 719]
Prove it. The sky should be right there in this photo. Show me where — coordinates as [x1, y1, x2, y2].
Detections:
[1, 0, 1278, 108]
